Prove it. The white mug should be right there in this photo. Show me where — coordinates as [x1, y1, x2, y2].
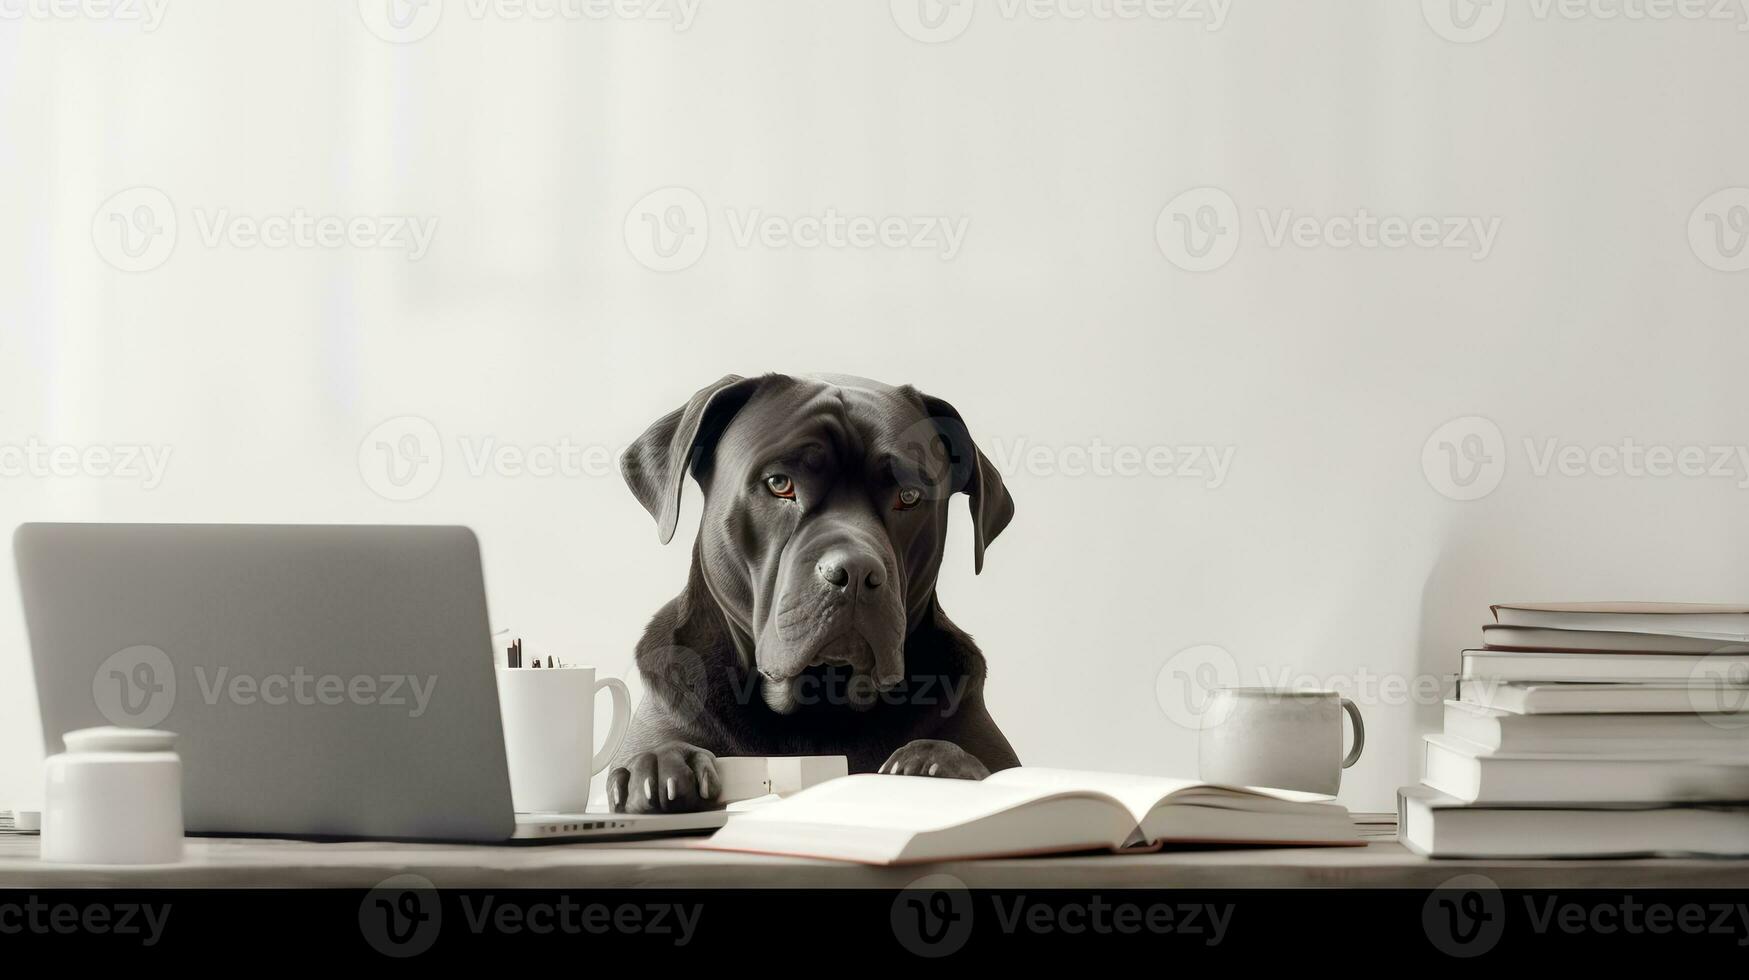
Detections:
[495, 665, 631, 813]
[1196, 688, 1364, 796]
[42, 727, 184, 864]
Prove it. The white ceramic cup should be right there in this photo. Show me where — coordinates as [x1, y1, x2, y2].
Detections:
[1196, 688, 1365, 796]
[42, 726, 184, 864]
[495, 665, 631, 813]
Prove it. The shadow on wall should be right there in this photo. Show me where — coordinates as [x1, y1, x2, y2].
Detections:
[1412, 512, 1548, 739]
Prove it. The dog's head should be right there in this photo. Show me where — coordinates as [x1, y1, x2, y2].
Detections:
[622, 374, 1013, 713]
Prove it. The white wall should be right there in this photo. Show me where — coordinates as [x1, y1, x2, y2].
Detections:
[4, 0, 1749, 812]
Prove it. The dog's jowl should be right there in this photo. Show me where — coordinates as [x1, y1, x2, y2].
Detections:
[607, 374, 1020, 813]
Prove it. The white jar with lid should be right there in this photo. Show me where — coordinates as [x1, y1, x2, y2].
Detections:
[42, 727, 183, 864]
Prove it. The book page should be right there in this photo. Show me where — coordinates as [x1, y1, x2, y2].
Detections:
[988, 767, 1335, 822]
[702, 789, 1139, 864]
[1495, 602, 1749, 615]
[726, 773, 1105, 833]
[987, 767, 1201, 822]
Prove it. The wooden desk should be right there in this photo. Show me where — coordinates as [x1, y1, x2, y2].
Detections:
[4, 815, 1748, 888]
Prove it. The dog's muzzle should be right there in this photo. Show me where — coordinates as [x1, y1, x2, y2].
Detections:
[756, 545, 906, 714]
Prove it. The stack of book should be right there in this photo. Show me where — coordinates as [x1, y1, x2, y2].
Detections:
[1400, 602, 1749, 858]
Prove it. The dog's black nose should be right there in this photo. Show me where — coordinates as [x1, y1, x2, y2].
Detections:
[816, 553, 883, 591]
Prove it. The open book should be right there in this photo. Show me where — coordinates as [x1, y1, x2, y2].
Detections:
[696, 767, 1360, 865]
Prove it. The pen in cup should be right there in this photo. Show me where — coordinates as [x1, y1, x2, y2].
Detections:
[492, 629, 563, 668]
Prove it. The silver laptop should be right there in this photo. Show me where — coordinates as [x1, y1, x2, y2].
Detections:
[14, 523, 726, 843]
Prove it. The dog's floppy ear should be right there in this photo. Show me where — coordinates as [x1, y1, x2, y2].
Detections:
[919, 393, 1015, 575]
[621, 374, 766, 544]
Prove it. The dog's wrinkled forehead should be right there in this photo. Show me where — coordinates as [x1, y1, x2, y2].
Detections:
[623, 371, 1012, 572]
[708, 377, 949, 486]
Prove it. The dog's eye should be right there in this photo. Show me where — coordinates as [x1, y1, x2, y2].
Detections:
[895, 487, 923, 510]
[764, 475, 795, 499]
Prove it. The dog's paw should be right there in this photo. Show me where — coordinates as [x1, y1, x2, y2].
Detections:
[607, 741, 721, 813]
[878, 739, 990, 780]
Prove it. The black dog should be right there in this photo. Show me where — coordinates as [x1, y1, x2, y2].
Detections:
[606, 373, 1019, 813]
